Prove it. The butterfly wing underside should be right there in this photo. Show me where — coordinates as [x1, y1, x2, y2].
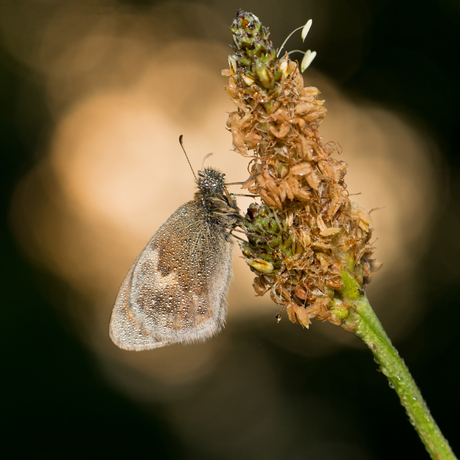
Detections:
[109, 201, 234, 351]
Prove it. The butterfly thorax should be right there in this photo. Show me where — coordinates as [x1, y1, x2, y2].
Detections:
[195, 168, 242, 232]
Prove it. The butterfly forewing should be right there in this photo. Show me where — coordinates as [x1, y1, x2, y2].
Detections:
[110, 196, 235, 351]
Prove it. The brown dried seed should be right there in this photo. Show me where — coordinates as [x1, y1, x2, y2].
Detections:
[293, 72, 304, 92]
[286, 303, 297, 323]
[225, 79, 237, 97]
[294, 285, 307, 300]
[315, 303, 332, 319]
[303, 110, 321, 122]
[264, 175, 280, 194]
[290, 162, 312, 176]
[299, 137, 314, 161]
[295, 117, 306, 131]
[278, 285, 292, 302]
[232, 97, 247, 112]
[295, 228, 311, 248]
[306, 169, 320, 190]
[293, 304, 311, 328]
[316, 253, 330, 273]
[231, 132, 247, 155]
[320, 226, 341, 238]
[260, 189, 281, 208]
[325, 278, 345, 289]
[295, 103, 315, 115]
[328, 314, 342, 326]
[311, 241, 332, 250]
[278, 181, 287, 202]
[280, 180, 294, 201]
[294, 186, 308, 205]
[269, 123, 290, 138]
[253, 278, 268, 296]
[256, 172, 267, 187]
[318, 160, 337, 182]
[317, 215, 340, 237]
[239, 112, 255, 128]
[287, 175, 306, 194]
[349, 202, 373, 231]
[293, 189, 311, 202]
[243, 132, 262, 149]
[327, 184, 344, 217]
[314, 144, 329, 160]
[273, 109, 292, 123]
[305, 302, 323, 320]
[317, 214, 327, 233]
[336, 161, 348, 181]
[304, 86, 320, 96]
[226, 111, 239, 127]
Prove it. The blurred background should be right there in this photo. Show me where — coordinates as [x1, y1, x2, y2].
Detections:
[2, 0, 459, 458]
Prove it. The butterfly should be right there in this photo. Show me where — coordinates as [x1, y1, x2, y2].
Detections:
[109, 166, 242, 350]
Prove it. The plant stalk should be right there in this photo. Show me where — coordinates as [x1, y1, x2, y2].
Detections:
[342, 271, 456, 460]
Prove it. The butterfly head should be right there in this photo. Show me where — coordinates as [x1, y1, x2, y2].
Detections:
[197, 167, 226, 197]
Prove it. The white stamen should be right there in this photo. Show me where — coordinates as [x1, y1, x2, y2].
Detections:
[301, 50, 317, 72]
[277, 19, 313, 58]
[301, 19, 312, 41]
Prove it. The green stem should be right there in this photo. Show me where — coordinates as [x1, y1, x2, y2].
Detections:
[342, 271, 456, 460]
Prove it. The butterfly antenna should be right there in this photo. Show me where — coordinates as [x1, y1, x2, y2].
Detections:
[179, 135, 197, 180]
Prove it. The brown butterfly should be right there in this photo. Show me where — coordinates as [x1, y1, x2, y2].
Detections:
[109, 165, 242, 350]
